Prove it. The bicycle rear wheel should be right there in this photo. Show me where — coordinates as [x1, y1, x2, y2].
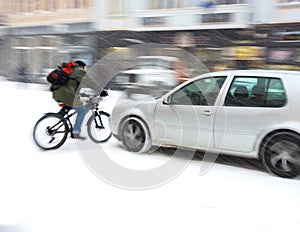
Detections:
[87, 111, 112, 143]
[33, 113, 69, 150]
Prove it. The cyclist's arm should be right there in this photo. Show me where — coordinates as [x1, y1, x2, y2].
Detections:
[81, 76, 102, 93]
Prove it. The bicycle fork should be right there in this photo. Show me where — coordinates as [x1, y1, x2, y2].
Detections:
[93, 110, 105, 129]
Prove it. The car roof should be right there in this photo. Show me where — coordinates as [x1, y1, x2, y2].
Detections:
[206, 69, 300, 77]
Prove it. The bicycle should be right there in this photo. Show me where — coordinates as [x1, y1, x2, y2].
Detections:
[33, 92, 112, 150]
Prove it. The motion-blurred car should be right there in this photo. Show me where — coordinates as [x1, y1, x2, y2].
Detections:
[107, 68, 181, 97]
[110, 69, 300, 178]
[106, 56, 188, 94]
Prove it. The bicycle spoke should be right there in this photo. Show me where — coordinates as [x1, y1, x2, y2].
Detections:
[87, 112, 112, 143]
[33, 113, 69, 150]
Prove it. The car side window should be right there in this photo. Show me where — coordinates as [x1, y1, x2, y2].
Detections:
[225, 76, 286, 107]
[170, 76, 226, 106]
[265, 78, 287, 107]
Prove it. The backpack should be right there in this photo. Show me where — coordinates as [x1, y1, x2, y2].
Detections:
[47, 61, 75, 87]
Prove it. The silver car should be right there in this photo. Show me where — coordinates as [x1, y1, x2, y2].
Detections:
[110, 70, 300, 178]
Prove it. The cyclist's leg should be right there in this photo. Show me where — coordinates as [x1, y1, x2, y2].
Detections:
[73, 105, 87, 136]
[59, 105, 72, 115]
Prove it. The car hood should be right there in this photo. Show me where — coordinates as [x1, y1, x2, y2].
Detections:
[111, 96, 159, 123]
[113, 96, 158, 110]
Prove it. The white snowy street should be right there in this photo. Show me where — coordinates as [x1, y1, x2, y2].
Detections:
[0, 78, 300, 232]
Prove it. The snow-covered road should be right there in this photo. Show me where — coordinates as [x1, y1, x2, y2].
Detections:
[0, 79, 299, 232]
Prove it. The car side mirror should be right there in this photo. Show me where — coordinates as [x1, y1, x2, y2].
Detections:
[163, 96, 171, 105]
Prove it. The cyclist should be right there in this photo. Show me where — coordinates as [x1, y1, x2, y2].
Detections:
[52, 60, 108, 140]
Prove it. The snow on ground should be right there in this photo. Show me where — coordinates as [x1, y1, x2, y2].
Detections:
[0, 78, 300, 232]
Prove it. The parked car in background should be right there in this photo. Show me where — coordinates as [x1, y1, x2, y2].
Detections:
[110, 69, 300, 178]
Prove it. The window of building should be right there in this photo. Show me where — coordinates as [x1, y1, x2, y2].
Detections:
[17, 49, 30, 75]
[184, 0, 199, 7]
[67, 0, 81, 8]
[62, 0, 91, 9]
[109, 0, 127, 14]
[83, 0, 91, 8]
[75, 0, 82, 8]
[45, 1, 55, 11]
[40, 49, 53, 70]
[151, 0, 183, 9]
[279, 0, 300, 2]
[217, 0, 247, 4]
[153, 0, 248, 9]
[225, 77, 286, 107]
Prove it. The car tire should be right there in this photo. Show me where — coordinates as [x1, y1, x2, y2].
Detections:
[120, 117, 152, 153]
[261, 132, 300, 178]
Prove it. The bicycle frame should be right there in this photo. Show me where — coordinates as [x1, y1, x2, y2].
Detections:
[63, 111, 77, 136]
[45, 110, 77, 137]
[58, 94, 107, 135]
[54, 106, 105, 137]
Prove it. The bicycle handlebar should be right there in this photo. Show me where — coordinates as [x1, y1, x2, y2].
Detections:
[80, 90, 108, 99]
[80, 90, 109, 110]
[80, 92, 94, 98]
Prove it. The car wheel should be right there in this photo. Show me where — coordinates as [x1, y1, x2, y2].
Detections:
[261, 132, 300, 178]
[120, 117, 152, 153]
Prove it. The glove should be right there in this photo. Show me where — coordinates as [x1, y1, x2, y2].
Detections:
[100, 89, 108, 97]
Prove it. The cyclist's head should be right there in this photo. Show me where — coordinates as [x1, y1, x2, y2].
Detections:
[74, 60, 87, 69]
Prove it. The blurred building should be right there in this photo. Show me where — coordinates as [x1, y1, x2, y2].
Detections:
[1, 0, 300, 81]
[0, 0, 95, 80]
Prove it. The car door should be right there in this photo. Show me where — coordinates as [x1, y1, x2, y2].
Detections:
[214, 74, 287, 153]
[153, 76, 226, 150]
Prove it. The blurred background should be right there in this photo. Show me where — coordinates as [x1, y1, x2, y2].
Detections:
[0, 0, 300, 84]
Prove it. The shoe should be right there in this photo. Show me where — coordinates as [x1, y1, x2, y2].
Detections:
[72, 133, 86, 140]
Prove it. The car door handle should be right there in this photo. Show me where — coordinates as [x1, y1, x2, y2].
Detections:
[202, 110, 212, 116]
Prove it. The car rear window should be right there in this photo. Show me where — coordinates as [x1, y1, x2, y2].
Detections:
[225, 76, 287, 107]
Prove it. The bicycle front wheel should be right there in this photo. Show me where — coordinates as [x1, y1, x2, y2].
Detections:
[87, 111, 112, 143]
[33, 113, 69, 150]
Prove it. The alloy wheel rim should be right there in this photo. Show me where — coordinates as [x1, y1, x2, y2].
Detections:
[123, 122, 145, 150]
[269, 140, 300, 172]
